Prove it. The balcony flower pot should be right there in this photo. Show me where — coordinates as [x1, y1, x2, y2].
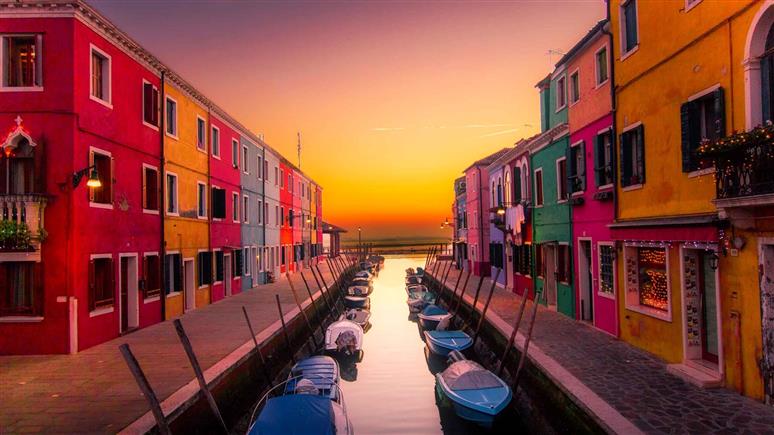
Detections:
[0, 220, 33, 252]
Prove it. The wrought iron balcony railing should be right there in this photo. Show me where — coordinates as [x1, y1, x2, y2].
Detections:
[0, 194, 47, 252]
[714, 142, 774, 200]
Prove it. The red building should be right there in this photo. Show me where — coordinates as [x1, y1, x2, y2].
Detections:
[1, 6, 163, 354]
[279, 160, 294, 273]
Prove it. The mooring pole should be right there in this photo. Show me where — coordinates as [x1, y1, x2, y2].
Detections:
[310, 265, 333, 312]
[513, 289, 543, 390]
[439, 260, 453, 294]
[473, 268, 501, 344]
[286, 273, 319, 351]
[424, 246, 433, 270]
[119, 344, 172, 435]
[443, 265, 464, 306]
[317, 263, 341, 309]
[241, 306, 274, 388]
[275, 294, 296, 364]
[496, 288, 530, 377]
[461, 274, 485, 330]
[172, 319, 228, 434]
[326, 258, 341, 289]
[300, 271, 325, 334]
[451, 268, 472, 316]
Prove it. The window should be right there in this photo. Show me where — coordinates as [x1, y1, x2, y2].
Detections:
[211, 126, 221, 158]
[569, 142, 585, 194]
[243, 145, 249, 174]
[289, 208, 294, 228]
[243, 195, 249, 223]
[598, 244, 615, 297]
[90, 45, 111, 104]
[681, 87, 725, 172]
[761, 23, 774, 123]
[0, 262, 42, 316]
[489, 243, 504, 268]
[281, 206, 285, 226]
[516, 244, 532, 276]
[265, 160, 269, 181]
[232, 139, 239, 168]
[214, 251, 224, 282]
[289, 174, 293, 192]
[232, 192, 240, 222]
[244, 248, 251, 276]
[620, 124, 645, 187]
[621, 0, 639, 55]
[197, 182, 207, 218]
[594, 130, 614, 187]
[211, 187, 226, 219]
[257, 156, 263, 179]
[535, 244, 544, 277]
[142, 81, 159, 127]
[89, 256, 114, 311]
[233, 249, 243, 277]
[165, 97, 177, 137]
[556, 75, 567, 110]
[276, 205, 279, 226]
[197, 251, 212, 287]
[625, 246, 669, 317]
[142, 165, 159, 212]
[570, 70, 580, 104]
[166, 173, 178, 215]
[196, 117, 206, 151]
[90, 149, 113, 205]
[257, 200, 263, 224]
[557, 244, 570, 283]
[595, 46, 609, 86]
[275, 167, 279, 185]
[2, 35, 42, 88]
[164, 253, 182, 295]
[556, 158, 568, 201]
[264, 203, 269, 226]
[534, 169, 544, 206]
[143, 254, 161, 299]
[280, 169, 284, 188]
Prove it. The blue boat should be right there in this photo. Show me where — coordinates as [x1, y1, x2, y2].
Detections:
[423, 330, 473, 356]
[407, 290, 436, 313]
[435, 354, 512, 428]
[344, 294, 369, 309]
[284, 356, 340, 400]
[417, 304, 452, 330]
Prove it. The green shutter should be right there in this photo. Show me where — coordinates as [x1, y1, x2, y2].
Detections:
[637, 125, 646, 184]
[620, 133, 631, 186]
[680, 102, 694, 172]
[513, 167, 522, 203]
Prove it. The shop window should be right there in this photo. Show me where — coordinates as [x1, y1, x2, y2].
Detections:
[625, 246, 670, 318]
[2, 35, 42, 88]
[680, 88, 724, 172]
[620, 124, 645, 187]
[143, 254, 160, 298]
[0, 262, 42, 316]
[89, 256, 114, 311]
[598, 244, 615, 297]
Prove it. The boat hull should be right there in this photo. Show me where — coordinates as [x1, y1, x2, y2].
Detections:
[423, 331, 473, 357]
[344, 296, 369, 309]
[435, 383, 504, 428]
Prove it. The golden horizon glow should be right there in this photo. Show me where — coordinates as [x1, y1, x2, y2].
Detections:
[92, 0, 605, 239]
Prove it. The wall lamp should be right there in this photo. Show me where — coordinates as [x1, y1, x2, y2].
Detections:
[72, 165, 101, 189]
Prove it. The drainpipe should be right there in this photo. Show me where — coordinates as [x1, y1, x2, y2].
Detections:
[207, 106, 213, 300]
[261, 145, 266, 284]
[477, 166, 485, 275]
[603, 4, 618, 224]
[159, 70, 166, 321]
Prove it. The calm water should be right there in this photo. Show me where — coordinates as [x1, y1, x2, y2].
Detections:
[338, 257, 521, 434]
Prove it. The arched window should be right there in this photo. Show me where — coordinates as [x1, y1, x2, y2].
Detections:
[1, 136, 36, 195]
[497, 176, 503, 206]
[762, 22, 774, 122]
[492, 181, 496, 206]
[513, 166, 521, 203]
[504, 170, 511, 205]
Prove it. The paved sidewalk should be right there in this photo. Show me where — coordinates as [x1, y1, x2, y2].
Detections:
[0, 262, 345, 434]
[432, 263, 774, 434]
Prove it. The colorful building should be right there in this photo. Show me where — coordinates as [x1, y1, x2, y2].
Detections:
[264, 148, 281, 281]
[560, 20, 618, 336]
[279, 160, 294, 273]
[486, 156, 507, 287]
[240, 134, 264, 289]
[452, 176, 468, 268]
[531, 73, 574, 318]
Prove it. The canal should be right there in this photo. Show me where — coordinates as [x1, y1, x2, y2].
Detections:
[337, 256, 524, 434]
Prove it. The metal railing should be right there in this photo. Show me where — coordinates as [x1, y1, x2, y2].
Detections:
[715, 144, 774, 200]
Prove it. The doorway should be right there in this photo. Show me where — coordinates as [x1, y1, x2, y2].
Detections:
[119, 255, 138, 333]
[544, 245, 557, 308]
[184, 258, 195, 311]
[224, 253, 232, 297]
[578, 239, 593, 322]
[682, 249, 720, 367]
[761, 242, 774, 404]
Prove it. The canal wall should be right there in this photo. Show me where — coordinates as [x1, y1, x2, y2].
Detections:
[423, 271, 622, 435]
[123, 263, 357, 434]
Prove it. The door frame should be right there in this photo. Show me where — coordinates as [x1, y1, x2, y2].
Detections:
[577, 237, 594, 322]
[758, 237, 774, 404]
[118, 253, 139, 333]
[183, 257, 195, 312]
[224, 253, 232, 297]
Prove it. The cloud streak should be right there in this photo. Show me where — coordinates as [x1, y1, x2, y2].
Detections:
[480, 128, 520, 138]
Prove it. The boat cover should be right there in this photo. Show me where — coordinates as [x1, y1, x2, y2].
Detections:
[336, 330, 358, 353]
[441, 360, 502, 391]
[250, 395, 335, 435]
[421, 304, 447, 317]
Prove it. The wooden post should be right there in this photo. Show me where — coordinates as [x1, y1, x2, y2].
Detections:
[316, 263, 341, 309]
[496, 289, 530, 377]
[461, 274, 485, 330]
[119, 344, 172, 435]
[439, 260, 453, 293]
[473, 268, 501, 344]
[326, 258, 340, 289]
[451, 268, 472, 316]
[172, 319, 228, 433]
[300, 271, 325, 333]
[442, 265, 464, 306]
[275, 294, 296, 364]
[241, 306, 274, 388]
[424, 246, 433, 270]
[310, 265, 333, 312]
[286, 273, 319, 350]
[513, 289, 543, 390]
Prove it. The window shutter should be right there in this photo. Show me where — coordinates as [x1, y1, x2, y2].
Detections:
[141, 168, 147, 209]
[763, 57, 772, 123]
[680, 102, 694, 172]
[88, 259, 96, 311]
[88, 152, 95, 202]
[620, 134, 631, 186]
[578, 141, 586, 190]
[714, 87, 726, 138]
[594, 135, 602, 186]
[637, 125, 646, 184]
[513, 167, 521, 203]
[174, 256, 182, 293]
[108, 258, 115, 306]
[110, 156, 115, 203]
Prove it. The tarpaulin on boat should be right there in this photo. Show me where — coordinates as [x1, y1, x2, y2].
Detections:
[441, 360, 502, 391]
[421, 304, 447, 317]
[250, 395, 335, 435]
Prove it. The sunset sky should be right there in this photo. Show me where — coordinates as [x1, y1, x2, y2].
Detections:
[92, 0, 605, 241]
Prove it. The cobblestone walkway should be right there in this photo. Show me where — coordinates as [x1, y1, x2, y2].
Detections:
[0, 262, 343, 434]
[433, 264, 774, 435]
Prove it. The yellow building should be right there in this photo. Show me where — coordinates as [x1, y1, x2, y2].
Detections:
[162, 80, 211, 318]
[611, 0, 771, 401]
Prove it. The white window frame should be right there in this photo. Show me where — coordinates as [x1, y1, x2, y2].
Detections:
[623, 243, 672, 322]
[569, 68, 580, 105]
[570, 140, 585, 197]
[555, 74, 567, 112]
[88, 146, 113, 210]
[257, 156, 263, 180]
[196, 116, 207, 153]
[211, 126, 221, 159]
[597, 242, 616, 300]
[244, 247, 251, 276]
[232, 138, 239, 169]
[619, 0, 640, 60]
[242, 145, 249, 174]
[165, 251, 182, 297]
[243, 194, 250, 224]
[165, 171, 179, 216]
[141, 79, 159, 130]
[89, 44, 112, 108]
[0, 34, 43, 92]
[211, 183, 222, 222]
[212, 248, 223, 285]
[197, 181, 207, 220]
[88, 253, 115, 317]
[534, 167, 544, 208]
[142, 163, 160, 215]
[232, 191, 240, 223]
[556, 157, 568, 203]
[164, 95, 178, 139]
[594, 44, 610, 88]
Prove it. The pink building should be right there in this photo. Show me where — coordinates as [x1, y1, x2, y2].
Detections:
[562, 21, 617, 336]
[462, 148, 509, 276]
[292, 169, 303, 270]
[209, 115, 243, 301]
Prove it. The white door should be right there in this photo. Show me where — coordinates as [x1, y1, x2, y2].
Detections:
[184, 259, 195, 311]
[225, 254, 232, 297]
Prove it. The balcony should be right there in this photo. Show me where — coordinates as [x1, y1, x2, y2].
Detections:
[1, 194, 46, 257]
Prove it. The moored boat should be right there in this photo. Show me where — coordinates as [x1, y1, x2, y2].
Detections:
[340, 308, 370, 329]
[325, 319, 364, 357]
[346, 285, 372, 296]
[423, 330, 473, 356]
[417, 304, 452, 330]
[407, 290, 436, 313]
[344, 294, 369, 308]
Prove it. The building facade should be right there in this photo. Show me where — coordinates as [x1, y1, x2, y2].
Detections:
[240, 135, 264, 290]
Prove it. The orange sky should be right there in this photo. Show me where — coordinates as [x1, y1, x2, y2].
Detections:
[93, 0, 605, 240]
